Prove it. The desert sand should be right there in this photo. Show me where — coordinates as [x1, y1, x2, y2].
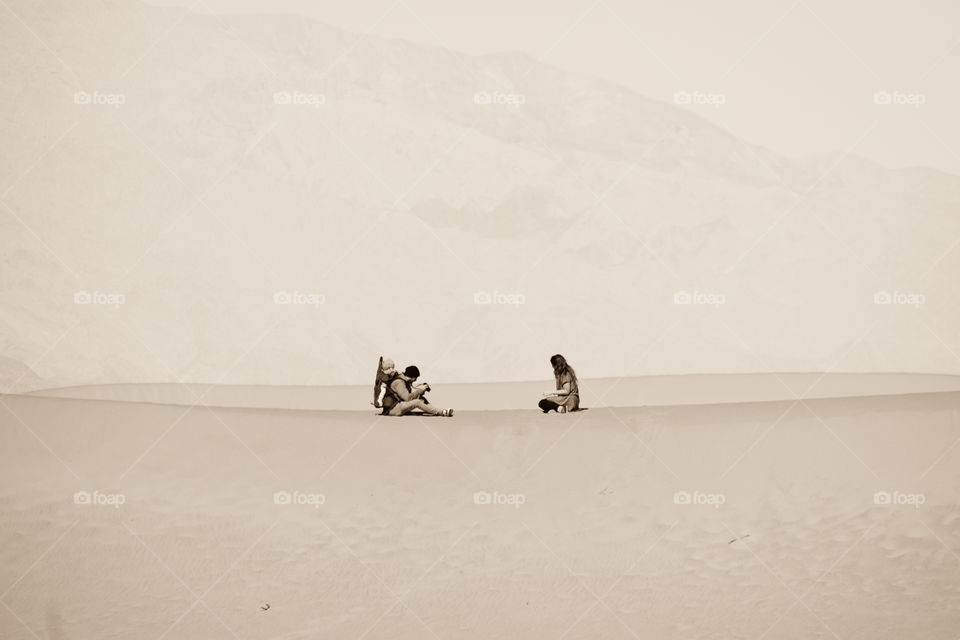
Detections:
[25, 372, 960, 411]
[2, 379, 959, 639]
[3, 1, 959, 638]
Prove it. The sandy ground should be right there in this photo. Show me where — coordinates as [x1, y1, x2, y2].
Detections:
[25, 372, 960, 411]
[1, 389, 959, 639]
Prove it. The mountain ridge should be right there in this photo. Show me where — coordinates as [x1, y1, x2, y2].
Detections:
[1, 0, 958, 387]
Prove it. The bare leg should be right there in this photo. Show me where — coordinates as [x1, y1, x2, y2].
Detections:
[388, 399, 443, 416]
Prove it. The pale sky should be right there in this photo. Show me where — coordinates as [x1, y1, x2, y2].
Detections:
[146, 0, 960, 176]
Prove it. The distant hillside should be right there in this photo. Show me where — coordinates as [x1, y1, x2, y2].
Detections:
[1, 0, 958, 386]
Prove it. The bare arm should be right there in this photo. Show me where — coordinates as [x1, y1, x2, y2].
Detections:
[543, 382, 571, 396]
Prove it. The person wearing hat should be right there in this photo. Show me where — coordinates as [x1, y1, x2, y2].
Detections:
[381, 365, 453, 417]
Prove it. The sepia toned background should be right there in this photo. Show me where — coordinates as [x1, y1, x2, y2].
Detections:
[3, 3, 960, 640]
[2, 0, 959, 391]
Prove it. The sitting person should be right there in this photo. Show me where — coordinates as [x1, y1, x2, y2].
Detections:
[538, 354, 580, 413]
[372, 356, 396, 409]
[381, 365, 453, 417]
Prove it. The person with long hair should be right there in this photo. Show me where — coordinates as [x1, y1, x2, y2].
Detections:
[538, 354, 579, 413]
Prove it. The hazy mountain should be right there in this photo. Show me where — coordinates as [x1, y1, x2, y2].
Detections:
[1, 0, 958, 388]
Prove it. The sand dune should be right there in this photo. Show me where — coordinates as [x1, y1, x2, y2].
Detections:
[24, 372, 960, 411]
[3, 2, 957, 638]
[2, 388, 958, 639]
